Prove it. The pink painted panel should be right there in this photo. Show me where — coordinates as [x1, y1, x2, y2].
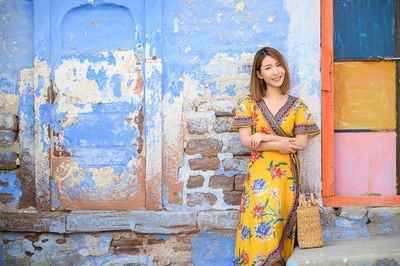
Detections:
[334, 132, 396, 196]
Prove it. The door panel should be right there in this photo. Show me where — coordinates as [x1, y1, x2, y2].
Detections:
[50, 1, 146, 210]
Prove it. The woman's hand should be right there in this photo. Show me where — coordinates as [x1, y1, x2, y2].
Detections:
[274, 138, 302, 154]
[250, 133, 272, 149]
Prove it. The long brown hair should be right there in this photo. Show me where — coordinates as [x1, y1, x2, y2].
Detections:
[250, 47, 291, 101]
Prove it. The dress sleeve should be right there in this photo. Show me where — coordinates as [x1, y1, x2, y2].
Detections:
[294, 99, 320, 138]
[232, 96, 253, 132]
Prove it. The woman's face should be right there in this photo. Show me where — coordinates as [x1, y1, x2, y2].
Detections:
[257, 55, 285, 89]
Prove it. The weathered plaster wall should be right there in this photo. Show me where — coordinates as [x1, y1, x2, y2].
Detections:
[1, 0, 323, 264]
[0, 0, 34, 210]
[162, 0, 321, 210]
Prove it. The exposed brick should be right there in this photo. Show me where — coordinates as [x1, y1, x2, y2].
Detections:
[0, 193, 14, 204]
[234, 174, 246, 191]
[222, 156, 248, 172]
[187, 175, 204, 188]
[55, 238, 67, 244]
[213, 117, 234, 133]
[24, 234, 40, 243]
[224, 139, 251, 156]
[187, 118, 208, 135]
[177, 234, 193, 245]
[209, 174, 233, 190]
[189, 157, 220, 171]
[187, 192, 217, 207]
[173, 244, 192, 252]
[223, 191, 242, 205]
[186, 138, 222, 156]
[147, 238, 165, 245]
[0, 151, 19, 170]
[113, 247, 141, 255]
[111, 238, 144, 247]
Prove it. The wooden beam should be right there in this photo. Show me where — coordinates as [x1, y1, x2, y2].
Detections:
[321, 0, 335, 197]
[323, 196, 400, 207]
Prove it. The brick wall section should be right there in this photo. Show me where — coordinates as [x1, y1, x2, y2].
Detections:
[183, 98, 249, 208]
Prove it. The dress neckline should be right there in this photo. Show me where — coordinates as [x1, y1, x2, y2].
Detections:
[261, 95, 292, 118]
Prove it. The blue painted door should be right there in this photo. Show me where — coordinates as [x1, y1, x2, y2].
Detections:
[49, 1, 146, 210]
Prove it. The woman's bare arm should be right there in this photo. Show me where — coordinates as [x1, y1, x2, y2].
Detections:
[238, 127, 302, 154]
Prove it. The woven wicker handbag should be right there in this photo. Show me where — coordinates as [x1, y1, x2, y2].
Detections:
[296, 193, 324, 249]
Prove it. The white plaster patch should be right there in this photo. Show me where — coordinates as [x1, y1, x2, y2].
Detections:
[76, 234, 111, 257]
[216, 13, 222, 23]
[268, 16, 275, 22]
[235, 1, 244, 12]
[55, 50, 142, 106]
[0, 91, 18, 115]
[145, 43, 162, 78]
[173, 17, 180, 33]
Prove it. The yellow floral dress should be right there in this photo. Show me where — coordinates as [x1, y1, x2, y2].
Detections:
[232, 95, 320, 265]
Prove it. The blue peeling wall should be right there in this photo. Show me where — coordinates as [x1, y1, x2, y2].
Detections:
[0, 0, 324, 264]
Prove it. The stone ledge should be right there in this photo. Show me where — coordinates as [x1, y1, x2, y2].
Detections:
[0, 210, 236, 234]
[198, 210, 238, 230]
[0, 211, 66, 233]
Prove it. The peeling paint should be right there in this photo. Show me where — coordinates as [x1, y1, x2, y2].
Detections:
[235, 1, 244, 12]
[0, 171, 22, 208]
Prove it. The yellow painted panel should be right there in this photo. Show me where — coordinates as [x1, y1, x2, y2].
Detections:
[334, 61, 396, 130]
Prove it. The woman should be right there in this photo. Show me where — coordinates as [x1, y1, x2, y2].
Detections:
[232, 47, 320, 266]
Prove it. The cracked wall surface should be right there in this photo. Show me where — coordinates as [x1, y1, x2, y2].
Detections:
[0, 0, 327, 264]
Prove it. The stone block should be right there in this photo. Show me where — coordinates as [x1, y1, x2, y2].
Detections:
[222, 156, 248, 172]
[340, 206, 367, 220]
[197, 100, 235, 116]
[367, 207, 400, 237]
[131, 211, 198, 234]
[189, 157, 220, 171]
[213, 117, 234, 133]
[197, 210, 238, 230]
[223, 191, 242, 205]
[224, 139, 251, 155]
[234, 174, 246, 191]
[0, 114, 18, 131]
[0, 193, 14, 204]
[0, 143, 19, 170]
[209, 174, 233, 190]
[187, 118, 209, 135]
[0, 211, 66, 233]
[187, 192, 217, 207]
[186, 138, 222, 156]
[187, 175, 205, 188]
[67, 211, 131, 232]
[0, 130, 16, 145]
[111, 238, 143, 249]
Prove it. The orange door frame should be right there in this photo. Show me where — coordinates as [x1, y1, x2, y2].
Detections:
[321, 0, 400, 206]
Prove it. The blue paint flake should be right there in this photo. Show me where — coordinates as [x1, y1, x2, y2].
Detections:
[152, 234, 170, 240]
[110, 74, 122, 98]
[191, 232, 235, 265]
[0, 171, 22, 207]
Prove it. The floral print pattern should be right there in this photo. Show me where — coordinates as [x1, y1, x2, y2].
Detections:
[232, 95, 320, 265]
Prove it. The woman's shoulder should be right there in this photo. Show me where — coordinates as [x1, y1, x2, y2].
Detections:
[290, 96, 306, 106]
[239, 94, 255, 105]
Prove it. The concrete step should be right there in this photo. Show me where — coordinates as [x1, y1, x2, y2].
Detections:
[287, 235, 400, 266]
